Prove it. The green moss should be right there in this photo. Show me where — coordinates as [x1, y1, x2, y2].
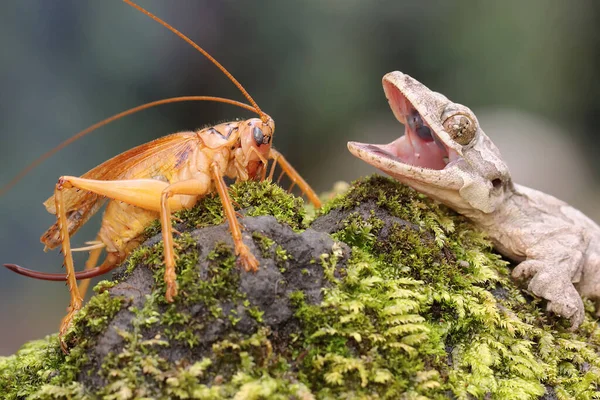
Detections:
[0, 287, 125, 399]
[304, 176, 600, 398]
[321, 175, 455, 246]
[251, 231, 276, 259]
[333, 211, 382, 250]
[2, 177, 600, 399]
[70, 291, 124, 337]
[145, 238, 250, 348]
[0, 336, 65, 399]
[145, 179, 306, 238]
[252, 231, 291, 272]
[247, 306, 265, 323]
[292, 248, 442, 397]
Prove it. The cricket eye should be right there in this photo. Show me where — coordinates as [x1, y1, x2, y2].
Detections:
[442, 113, 477, 146]
[252, 127, 264, 146]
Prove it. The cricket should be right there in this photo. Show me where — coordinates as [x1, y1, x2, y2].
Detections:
[1, 0, 321, 352]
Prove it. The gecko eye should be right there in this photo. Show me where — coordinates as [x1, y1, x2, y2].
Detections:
[442, 113, 477, 146]
[252, 127, 264, 146]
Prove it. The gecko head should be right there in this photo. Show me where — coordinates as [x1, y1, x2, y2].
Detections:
[348, 71, 512, 215]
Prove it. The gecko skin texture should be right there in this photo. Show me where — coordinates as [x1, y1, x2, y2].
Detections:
[348, 71, 600, 329]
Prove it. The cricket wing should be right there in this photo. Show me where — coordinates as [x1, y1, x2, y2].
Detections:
[41, 132, 197, 249]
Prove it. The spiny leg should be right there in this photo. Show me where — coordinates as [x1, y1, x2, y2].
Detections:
[268, 149, 322, 208]
[210, 162, 259, 272]
[53, 175, 210, 303]
[159, 177, 211, 302]
[47, 175, 191, 350]
[53, 180, 84, 352]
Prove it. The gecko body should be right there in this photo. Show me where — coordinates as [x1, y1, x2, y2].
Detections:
[348, 71, 600, 328]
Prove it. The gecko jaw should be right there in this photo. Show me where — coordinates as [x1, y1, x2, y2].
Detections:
[348, 72, 467, 191]
[347, 92, 461, 173]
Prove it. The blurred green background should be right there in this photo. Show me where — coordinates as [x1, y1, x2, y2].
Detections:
[1, 1, 599, 355]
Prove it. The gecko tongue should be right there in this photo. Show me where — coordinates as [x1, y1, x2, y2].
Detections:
[367, 116, 461, 170]
[376, 127, 448, 169]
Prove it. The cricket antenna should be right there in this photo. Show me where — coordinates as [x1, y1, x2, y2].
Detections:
[0, 2, 270, 196]
[123, 0, 269, 124]
[0, 96, 255, 196]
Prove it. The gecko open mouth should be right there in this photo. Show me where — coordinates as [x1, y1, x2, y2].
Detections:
[349, 79, 461, 171]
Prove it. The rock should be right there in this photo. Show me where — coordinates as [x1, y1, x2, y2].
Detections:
[1, 177, 599, 399]
[78, 214, 349, 391]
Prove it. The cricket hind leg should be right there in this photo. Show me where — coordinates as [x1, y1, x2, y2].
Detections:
[267, 149, 321, 208]
[53, 180, 84, 352]
[50, 175, 188, 351]
[51, 171, 263, 326]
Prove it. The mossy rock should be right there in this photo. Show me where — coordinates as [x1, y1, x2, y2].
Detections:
[1, 177, 599, 399]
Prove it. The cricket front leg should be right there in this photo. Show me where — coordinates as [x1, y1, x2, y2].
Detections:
[268, 149, 322, 208]
[210, 163, 259, 272]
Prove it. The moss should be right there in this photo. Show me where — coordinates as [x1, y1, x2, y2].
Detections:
[333, 211, 382, 250]
[252, 231, 291, 272]
[0, 336, 65, 399]
[307, 176, 600, 398]
[70, 291, 125, 338]
[2, 177, 600, 399]
[144, 179, 306, 239]
[0, 288, 125, 399]
[252, 231, 276, 258]
[146, 238, 249, 348]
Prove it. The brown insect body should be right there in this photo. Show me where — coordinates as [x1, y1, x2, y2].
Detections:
[41, 118, 273, 260]
[2, 0, 319, 353]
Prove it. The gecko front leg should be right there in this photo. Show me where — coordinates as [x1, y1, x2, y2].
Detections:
[511, 229, 588, 328]
[516, 260, 585, 328]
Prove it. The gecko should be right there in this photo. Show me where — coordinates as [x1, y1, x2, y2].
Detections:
[348, 71, 600, 329]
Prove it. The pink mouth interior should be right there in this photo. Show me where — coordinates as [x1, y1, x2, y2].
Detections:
[371, 83, 458, 170]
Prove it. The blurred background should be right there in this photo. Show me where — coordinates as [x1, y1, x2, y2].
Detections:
[1, 1, 599, 355]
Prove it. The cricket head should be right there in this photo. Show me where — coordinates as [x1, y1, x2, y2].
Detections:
[240, 116, 275, 179]
[348, 71, 512, 215]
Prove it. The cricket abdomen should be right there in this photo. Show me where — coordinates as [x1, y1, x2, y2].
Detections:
[98, 200, 159, 254]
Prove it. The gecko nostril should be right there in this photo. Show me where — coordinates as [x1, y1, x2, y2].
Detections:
[492, 179, 502, 188]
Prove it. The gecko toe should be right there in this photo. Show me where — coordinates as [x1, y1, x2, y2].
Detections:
[568, 308, 585, 331]
[512, 260, 543, 280]
[527, 269, 586, 329]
